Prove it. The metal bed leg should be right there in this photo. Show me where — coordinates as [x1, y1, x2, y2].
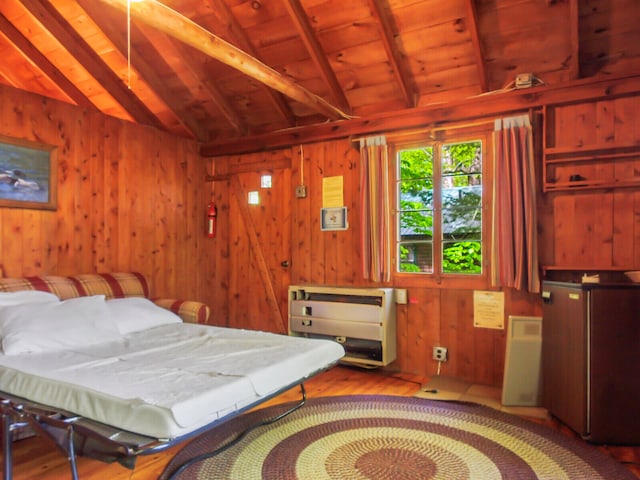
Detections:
[65, 426, 80, 480]
[2, 408, 13, 480]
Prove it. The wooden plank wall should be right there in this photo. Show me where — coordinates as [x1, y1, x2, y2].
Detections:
[0, 84, 215, 306]
[212, 139, 542, 386]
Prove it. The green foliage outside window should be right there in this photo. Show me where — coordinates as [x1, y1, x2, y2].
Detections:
[398, 140, 482, 274]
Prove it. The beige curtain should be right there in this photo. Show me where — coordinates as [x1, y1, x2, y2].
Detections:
[492, 115, 540, 293]
[360, 136, 391, 283]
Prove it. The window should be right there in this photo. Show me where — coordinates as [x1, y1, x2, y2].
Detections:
[396, 138, 483, 275]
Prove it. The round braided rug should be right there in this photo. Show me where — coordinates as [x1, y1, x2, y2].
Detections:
[160, 395, 635, 480]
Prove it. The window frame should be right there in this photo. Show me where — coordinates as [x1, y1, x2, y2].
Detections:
[389, 126, 494, 289]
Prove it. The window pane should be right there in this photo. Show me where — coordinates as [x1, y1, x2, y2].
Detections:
[399, 179, 433, 209]
[439, 140, 483, 275]
[442, 241, 482, 274]
[399, 242, 433, 273]
[399, 147, 433, 179]
[443, 183, 481, 212]
[442, 174, 482, 191]
[399, 211, 433, 240]
[442, 206, 482, 238]
[442, 142, 481, 175]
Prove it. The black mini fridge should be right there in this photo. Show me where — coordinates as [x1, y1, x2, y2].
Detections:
[541, 281, 640, 444]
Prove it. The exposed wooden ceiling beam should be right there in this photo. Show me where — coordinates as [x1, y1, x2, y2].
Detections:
[367, 0, 416, 108]
[464, 0, 488, 92]
[284, 0, 351, 113]
[19, 0, 163, 130]
[76, 0, 207, 140]
[206, 0, 296, 125]
[201, 74, 640, 157]
[96, 0, 351, 121]
[568, 0, 580, 79]
[0, 11, 95, 110]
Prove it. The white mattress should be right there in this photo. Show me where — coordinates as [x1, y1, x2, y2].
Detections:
[0, 323, 344, 439]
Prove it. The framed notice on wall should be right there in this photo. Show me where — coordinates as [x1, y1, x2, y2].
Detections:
[473, 291, 505, 329]
[321, 207, 348, 231]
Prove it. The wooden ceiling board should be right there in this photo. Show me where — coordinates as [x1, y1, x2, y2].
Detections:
[314, 19, 380, 53]
[326, 39, 392, 70]
[391, 0, 468, 32]
[256, 37, 312, 71]
[416, 84, 481, 108]
[0, 36, 68, 101]
[345, 82, 412, 115]
[0, 0, 638, 150]
[301, 0, 373, 32]
[400, 23, 473, 61]
[336, 60, 396, 91]
[580, 0, 640, 66]
[241, 15, 300, 48]
[1, 2, 134, 121]
[230, 0, 292, 29]
[220, 89, 297, 132]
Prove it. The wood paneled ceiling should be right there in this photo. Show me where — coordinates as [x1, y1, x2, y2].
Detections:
[0, 0, 639, 156]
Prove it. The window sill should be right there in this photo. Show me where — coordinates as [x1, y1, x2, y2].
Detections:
[393, 273, 492, 290]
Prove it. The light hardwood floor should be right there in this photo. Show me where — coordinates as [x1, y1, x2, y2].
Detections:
[3, 365, 639, 479]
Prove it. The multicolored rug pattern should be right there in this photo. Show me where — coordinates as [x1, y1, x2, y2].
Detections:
[161, 395, 636, 480]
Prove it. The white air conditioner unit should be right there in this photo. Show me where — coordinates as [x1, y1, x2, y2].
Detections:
[288, 285, 396, 368]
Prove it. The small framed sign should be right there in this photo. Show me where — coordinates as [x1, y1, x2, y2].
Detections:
[321, 206, 348, 231]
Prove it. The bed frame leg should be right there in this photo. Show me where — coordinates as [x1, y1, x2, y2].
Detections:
[64, 427, 80, 480]
[2, 408, 13, 480]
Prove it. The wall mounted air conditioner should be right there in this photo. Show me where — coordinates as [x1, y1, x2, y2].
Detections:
[288, 285, 396, 368]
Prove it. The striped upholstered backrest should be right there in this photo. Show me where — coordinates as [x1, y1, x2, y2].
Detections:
[0, 272, 209, 323]
[0, 272, 149, 300]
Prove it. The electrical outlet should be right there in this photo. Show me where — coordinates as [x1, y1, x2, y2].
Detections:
[433, 346, 448, 362]
[515, 73, 533, 89]
[295, 185, 307, 198]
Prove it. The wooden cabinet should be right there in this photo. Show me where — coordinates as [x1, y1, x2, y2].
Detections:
[541, 281, 640, 444]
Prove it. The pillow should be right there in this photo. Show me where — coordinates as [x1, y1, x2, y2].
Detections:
[0, 295, 121, 355]
[0, 290, 60, 306]
[105, 297, 182, 334]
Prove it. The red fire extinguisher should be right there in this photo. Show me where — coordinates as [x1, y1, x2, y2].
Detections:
[207, 201, 217, 238]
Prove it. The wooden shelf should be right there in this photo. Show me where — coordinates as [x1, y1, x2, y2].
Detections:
[544, 178, 640, 192]
[542, 265, 634, 272]
[544, 144, 640, 158]
[544, 149, 640, 164]
[543, 143, 640, 192]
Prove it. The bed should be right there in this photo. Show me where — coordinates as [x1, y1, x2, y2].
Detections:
[0, 273, 345, 480]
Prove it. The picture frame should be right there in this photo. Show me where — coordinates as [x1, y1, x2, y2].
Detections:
[0, 135, 57, 210]
[321, 206, 348, 231]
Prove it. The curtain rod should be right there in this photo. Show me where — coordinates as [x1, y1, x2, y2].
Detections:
[348, 109, 551, 143]
[350, 118, 496, 143]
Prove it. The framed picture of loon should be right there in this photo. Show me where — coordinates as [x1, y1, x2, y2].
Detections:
[0, 135, 57, 210]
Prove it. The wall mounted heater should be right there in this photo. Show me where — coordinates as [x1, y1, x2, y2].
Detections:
[288, 285, 396, 368]
[501, 315, 542, 406]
